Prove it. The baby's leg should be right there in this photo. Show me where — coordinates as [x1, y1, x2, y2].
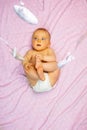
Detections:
[23, 65, 39, 86]
[48, 68, 60, 86]
[42, 62, 58, 72]
[35, 56, 45, 81]
[43, 62, 60, 86]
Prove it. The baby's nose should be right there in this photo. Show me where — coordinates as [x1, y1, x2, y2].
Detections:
[37, 39, 41, 43]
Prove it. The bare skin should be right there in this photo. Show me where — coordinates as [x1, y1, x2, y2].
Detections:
[22, 28, 60, 87]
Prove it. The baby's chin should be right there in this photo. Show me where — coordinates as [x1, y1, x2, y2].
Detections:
[34, 48, 43, 51]
[33, 48, 45, 51]
[33, 46, 49, 51]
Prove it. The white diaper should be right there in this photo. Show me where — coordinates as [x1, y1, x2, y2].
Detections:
[33, 73, 52, 93]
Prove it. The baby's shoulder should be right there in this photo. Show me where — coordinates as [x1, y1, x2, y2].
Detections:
[48, 48, 54, 53]
[26, 49, 35, 54]
[24, 50, 35, 57]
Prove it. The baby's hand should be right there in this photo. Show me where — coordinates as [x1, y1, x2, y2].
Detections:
[24, 63, 32, 70]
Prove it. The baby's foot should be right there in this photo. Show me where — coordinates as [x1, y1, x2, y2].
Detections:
[35, 55, 45, 81]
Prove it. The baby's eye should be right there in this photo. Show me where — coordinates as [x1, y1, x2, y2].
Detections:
[42, 38, 46, 40]
[34, 37, 37, 40]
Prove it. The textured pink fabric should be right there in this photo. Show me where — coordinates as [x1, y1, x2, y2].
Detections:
[0, 0, 87, 130]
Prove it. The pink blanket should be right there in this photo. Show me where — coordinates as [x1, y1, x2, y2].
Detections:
[0, 0, 87, 130]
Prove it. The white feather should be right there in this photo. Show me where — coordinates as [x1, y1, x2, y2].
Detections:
[14, 5, 38, 25]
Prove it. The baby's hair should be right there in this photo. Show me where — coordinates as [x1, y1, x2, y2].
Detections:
[33, 28, 51, 39]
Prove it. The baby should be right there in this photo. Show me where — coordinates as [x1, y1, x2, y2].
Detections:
[22, 28, 60, 92]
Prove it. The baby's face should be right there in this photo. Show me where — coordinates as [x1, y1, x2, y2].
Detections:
[32, 30, 50, 51]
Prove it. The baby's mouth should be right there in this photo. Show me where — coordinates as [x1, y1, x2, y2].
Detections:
[37, 44, 41, 46]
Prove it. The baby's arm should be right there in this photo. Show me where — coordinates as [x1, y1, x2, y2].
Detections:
[22, 50, 33, 70]
[36, 48, 58, 72]
[41, 48, 57, 62]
